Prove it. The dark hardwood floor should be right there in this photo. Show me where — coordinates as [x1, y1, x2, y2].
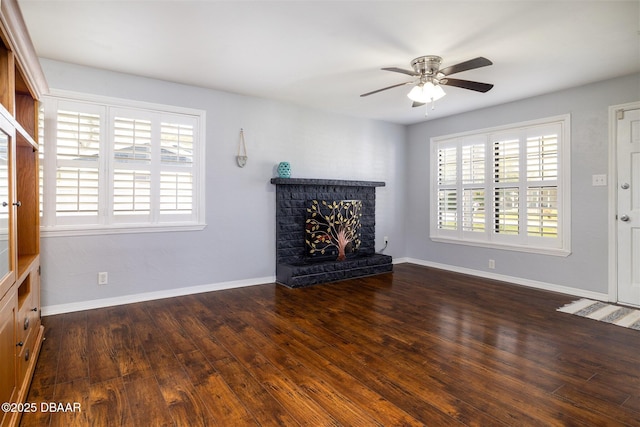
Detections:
[19, 263, 640, 426]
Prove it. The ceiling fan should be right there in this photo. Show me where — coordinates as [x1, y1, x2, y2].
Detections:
[361, 56, 494, 112]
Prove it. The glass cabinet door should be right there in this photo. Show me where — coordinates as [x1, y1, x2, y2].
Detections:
[0, 127, 11, 285]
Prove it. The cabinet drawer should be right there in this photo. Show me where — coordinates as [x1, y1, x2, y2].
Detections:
[16, 293, 37, 343]
[0, 287, 17, 421]
[16, 323, 36, 386]
[16, 272, 39, 344]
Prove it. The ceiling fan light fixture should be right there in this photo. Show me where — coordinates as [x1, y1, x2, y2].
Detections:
[407, 81, 446, 103]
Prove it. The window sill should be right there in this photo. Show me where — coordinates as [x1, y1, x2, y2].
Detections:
[41, 223, 207, 238]
[430, 236, 571, 257]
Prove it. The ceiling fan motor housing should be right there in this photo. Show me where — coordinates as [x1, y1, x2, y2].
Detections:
[411, 55, 442, 77]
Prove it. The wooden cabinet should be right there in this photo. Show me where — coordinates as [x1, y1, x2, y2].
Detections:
[0, 287, 17, 417]
[0, 1, 48, 426]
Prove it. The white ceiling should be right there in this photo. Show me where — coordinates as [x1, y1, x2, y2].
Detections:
[17, 0, 640, 125]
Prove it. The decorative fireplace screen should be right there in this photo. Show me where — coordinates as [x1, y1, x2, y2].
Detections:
[305, 199, 362, 261]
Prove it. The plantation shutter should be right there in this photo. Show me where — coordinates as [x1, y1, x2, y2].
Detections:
[112, 114, 152, 220]
[54, 103, 103, 225]
[492, 134, 520, 237]
[159, 121, 194, 216]
[430, 115, 568, 255]
[436, 144, 457, 231]
[461, 140, 485, 233]
[526, 132, 559, 238]
[40, 94, 204, 233]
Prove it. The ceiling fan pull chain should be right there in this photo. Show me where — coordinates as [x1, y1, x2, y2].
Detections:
[425, 98, 436, 116]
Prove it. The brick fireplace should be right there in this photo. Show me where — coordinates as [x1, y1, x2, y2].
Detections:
[271, 178, 392, 288]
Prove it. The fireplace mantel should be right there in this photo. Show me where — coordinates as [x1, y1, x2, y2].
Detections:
[271, 177, 392, 288]
[270, 177, 385, 187]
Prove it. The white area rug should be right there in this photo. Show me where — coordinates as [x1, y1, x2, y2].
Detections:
[557, 299, 640, 331]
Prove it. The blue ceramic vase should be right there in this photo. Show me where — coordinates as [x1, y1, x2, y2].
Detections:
[277, 161, 291, 178]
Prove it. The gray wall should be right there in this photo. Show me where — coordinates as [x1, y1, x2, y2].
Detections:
[39, 58, 640, 309]
[405, 73, 640, 295]
[39, 59, 407, 310]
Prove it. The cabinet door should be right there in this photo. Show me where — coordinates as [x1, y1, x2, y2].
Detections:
[0, 288, 17, 427]
[0, 114, 15, 300]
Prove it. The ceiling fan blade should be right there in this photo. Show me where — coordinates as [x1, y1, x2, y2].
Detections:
[360, 81, 412, 97]
[412, 101, 425, 108]
[381, 67, 419, 77]
[441, 78, 494, 93]
[439, 57, 492, 76]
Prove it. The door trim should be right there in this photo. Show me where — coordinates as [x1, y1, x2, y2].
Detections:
[608, 101, 640, 303]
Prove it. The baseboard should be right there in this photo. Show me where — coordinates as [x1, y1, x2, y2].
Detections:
[42, 258, 409, 315]
[42, 257, 606, 315]
[41, 275, 276, 316]
[402, 258, 609, 301]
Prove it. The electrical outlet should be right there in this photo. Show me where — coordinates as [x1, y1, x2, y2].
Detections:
[384, 236, 389, 245]
[488, 259, 495, 269]
[592, 174, 607, 187]
[98, 272, 108, 285]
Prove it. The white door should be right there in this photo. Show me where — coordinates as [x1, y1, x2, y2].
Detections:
[617, 107, 640, 307]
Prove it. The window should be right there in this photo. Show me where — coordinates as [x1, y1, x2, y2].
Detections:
[40, 91, 205, 235]
[430, 115, 570, 256]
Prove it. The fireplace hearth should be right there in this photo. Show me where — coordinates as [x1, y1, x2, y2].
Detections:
[271, 178, 392, 288]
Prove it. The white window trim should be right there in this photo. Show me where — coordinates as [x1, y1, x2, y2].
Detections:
[429, 114, 571, 257]
[40, 89, 206, 237]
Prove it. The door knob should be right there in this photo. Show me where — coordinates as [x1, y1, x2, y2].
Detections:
[620, 214, 630, 222]
[621, 183, 630, 189]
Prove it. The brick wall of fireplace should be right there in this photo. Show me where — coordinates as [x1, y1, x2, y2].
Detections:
[271, 178, 392, 288]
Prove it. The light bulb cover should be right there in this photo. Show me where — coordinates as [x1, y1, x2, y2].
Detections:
[407, 82, 446, 103]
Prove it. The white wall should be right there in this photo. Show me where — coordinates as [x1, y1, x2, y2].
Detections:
[405, 73, 640, 297]
[39, 59, 407, 312]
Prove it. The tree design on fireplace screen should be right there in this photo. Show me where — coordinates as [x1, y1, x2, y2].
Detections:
[305, 199, 362, 261]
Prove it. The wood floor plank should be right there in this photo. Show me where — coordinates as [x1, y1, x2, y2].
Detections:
[238, 330, 388, 427]
[123, 376, 174, 427]
[105, 305, 153, 383]
[623, 395, 640, 414]
[143, 299, 198, 356]
[29, 313, 64, 389]
[22, 264, 640, 426]
[155, 368, 214, 427]
[127, 307, 183, 375]
[177, 350, 258, 426]
[211, 323, 341, 427]
[49, 378, 90, 427]
[552, 384, 639, 425]
[239, 317, 440, 427]
[88, 377, 133, 427]
[218, 299, 435, 426]
[208, 356, 300, 426]
[87, 310, 121, 384]
[236, 303, 470, 426]
[259, 310, 502, 427]
[19, 383, 53, 427]
[55, 312, 88, 384]
[307, 283, 606, 425]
